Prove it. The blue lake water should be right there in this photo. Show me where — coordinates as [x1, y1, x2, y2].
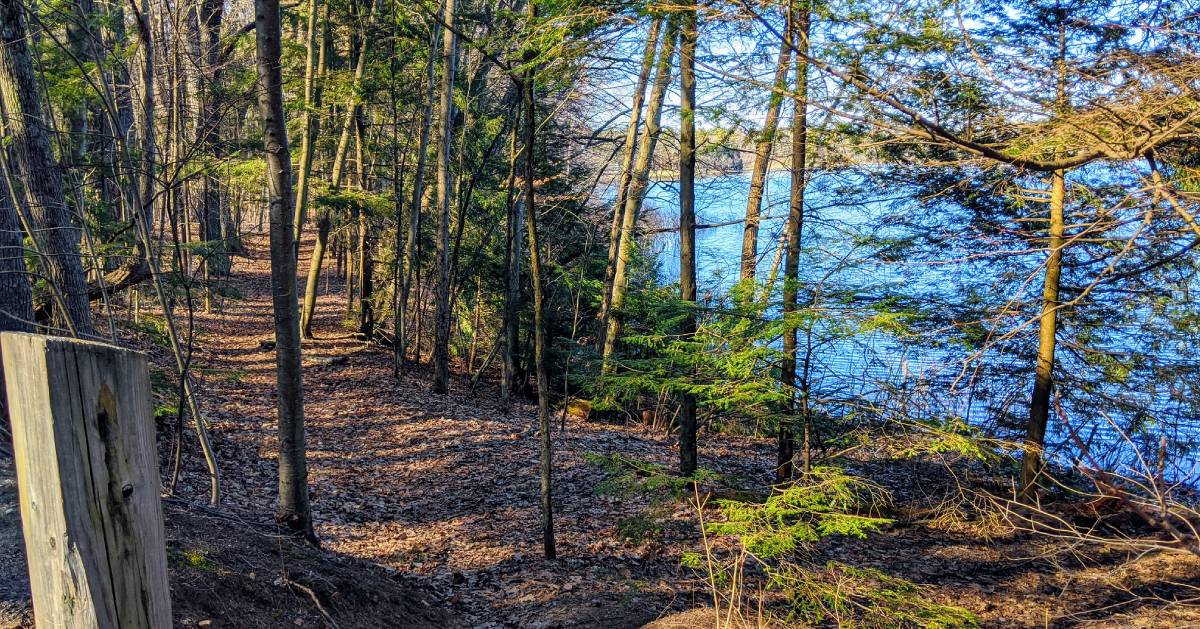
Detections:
[626, 169, 1200, 482]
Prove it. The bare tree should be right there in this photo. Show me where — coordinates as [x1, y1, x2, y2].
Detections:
[254, 0, 315, 543]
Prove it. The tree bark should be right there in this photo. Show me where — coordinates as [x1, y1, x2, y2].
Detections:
[132, 0, 154, 239]
[0, 0, 93, 337]
[300, 25, 369, 339]
[66, 0, 96, 169]
[384, 12, 408, 348]
[432, 0, 458, 394]
[292, 0, 326, 246]
[501, 117, 523, 405]
[253, 0, 315, 543]
[198, 0, 229, 283]
[398, 27, 438, 369]
[740, 36, 792, 285]
[677, 7, 698, 477]
[600, 18, 680, 371]
[356, 121, 374, 337]
[522, 9, 555, 558]
[779, 2, 809, 484]
[1020, 168, 1066, 500]
[598, 16, 662, 333]
[0, 171, 31, 330]
[0, 170, 32, 420]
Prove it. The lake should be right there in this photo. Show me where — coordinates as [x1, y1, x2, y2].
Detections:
[627, 169, 1200, 482]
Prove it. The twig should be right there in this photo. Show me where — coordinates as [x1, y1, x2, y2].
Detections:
[282, 570, 340, 629]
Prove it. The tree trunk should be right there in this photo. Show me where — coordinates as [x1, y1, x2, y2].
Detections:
[522, 14, 555, 558]
[467, 279, 481, 371]
[66, 0, 96, 169]
[1021, 168, 1066, 500]
[382, 13, 410, 348]
[299, 26, 369, 339]
[432, 0, 458, 394]
[1020, 19, 1072, 502]
[292, 0, 326, 246]
[346, 113, 366, 321]
[600, 18, 680, 371]
[390, 130, 409, 374]
[254, 0, 315, 543]
[0, 0, 93, 337]
[109, 0, 134, 220]
[501, 118, 523, 405]
[398, 28, 438, 369]
[198, 0, 228, 285]
[740, 36, 792, 285]
[299, 211, 331, 339]
[677, 7, 698, 477]
[133, 0, 155, 239]
[94, 0, 130, 222]
[356, 190, 374, 337]
[779, 3, 809, 484]
[0, 168, 33, 418]
[598, 16, 662, 333]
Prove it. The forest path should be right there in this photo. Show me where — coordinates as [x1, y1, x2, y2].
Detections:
[174, 233, 774, 628]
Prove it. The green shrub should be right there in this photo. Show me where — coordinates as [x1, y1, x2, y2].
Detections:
[706, 466, 892, 559]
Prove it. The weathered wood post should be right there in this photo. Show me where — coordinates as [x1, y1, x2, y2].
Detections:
[2, 332, 171, 628]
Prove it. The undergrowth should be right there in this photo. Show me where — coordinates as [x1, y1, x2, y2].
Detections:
[584, 452, 717, 500]
[706, 466, 893, 558]
[586, 451, 979, 627]
[584, 452, 714, 545]
[689, 465, 978, 628]
[776, 561, 980, 628]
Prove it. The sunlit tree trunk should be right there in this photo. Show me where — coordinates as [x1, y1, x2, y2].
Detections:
[740, 36, 792, 285]
[1020, 18, 1071, 502]
[1021, 168, 1066, 500]
[598, 16, 662, 333]
[253, 0, 315, 543]
[300, 23, 369, 339]
[467, 278, 482, 370]
[133, 0, 155, 237]
[66, 0, 96, 167]
[96, 0, 132, 219]
[198, 0, 228, 286]
[389, 26, 409, 375]
[600, 18, 680, 371]
[356, 113, 374, 336]
[292, 0, 327, 248]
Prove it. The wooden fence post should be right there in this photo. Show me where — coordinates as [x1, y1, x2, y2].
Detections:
[2, 332, 171, 628]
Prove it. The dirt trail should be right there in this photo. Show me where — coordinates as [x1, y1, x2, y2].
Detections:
[169, 233, 761, 627]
